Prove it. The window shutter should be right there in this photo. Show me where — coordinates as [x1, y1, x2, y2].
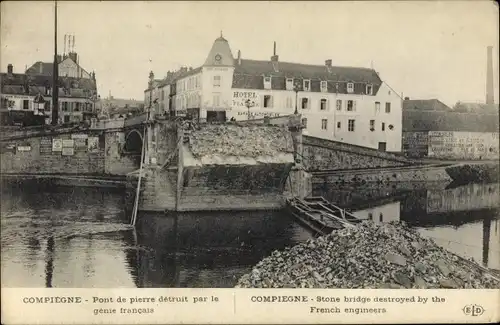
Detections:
[353, 101, 357, 111]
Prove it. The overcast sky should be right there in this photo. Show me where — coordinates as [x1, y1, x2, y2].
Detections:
[1, 1, 499, 107]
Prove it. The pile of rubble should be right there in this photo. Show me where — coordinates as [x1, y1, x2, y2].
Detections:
[188, 124, 292, 158]
[236, 222, 500, 289]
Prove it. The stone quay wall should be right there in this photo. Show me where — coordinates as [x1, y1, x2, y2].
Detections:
[0, 128, 137, 176]
[302, 135, 417, 171]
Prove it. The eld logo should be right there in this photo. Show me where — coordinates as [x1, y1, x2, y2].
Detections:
[463, 304, 485, 317]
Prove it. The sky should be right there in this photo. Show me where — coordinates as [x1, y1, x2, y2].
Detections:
[1, 1, 499, 107]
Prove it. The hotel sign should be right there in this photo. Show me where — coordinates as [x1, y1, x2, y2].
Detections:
[232, 91, 261, 109]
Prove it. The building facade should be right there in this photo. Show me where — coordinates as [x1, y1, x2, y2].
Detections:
[402, 100, 500, 159]
[145, 36, 403, 152]
[1, 63, 98, 125]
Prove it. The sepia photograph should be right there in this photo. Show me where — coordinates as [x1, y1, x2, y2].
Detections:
[1, 0, 499, 304]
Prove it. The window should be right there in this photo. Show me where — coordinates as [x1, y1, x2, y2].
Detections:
[337, 121, 341, 129]
[44, 101, 51, 111]
[348, 119, 355, 132]
[213, 75, 221, 87]
[385, 102, 391, 113]
[64, 116, 70, 123]
[321, 119, 328, 130]
[336, 99, 342, 111]
[320, 98, 328, 111]
[263, 95, 272, 108]
[302, 118, 307, 128]
[375, 101, 380, 112]
[62, 102, 68, 111]
[320, 81, 328, 92]
[347, 100, 355, 111]
[213, 93, 220, 107]
[264, 76, 272, 90]
[303, 79, 310, 91]
[286, 78, 294, 90]
[347, 82, 354, 93]
[74, 102, 81, 112]
[301, 98, 309, 109]
[285, 97, 293, 109]
[370, 120, 375, 130]
[366, 84, 373, 95]
[23, 100, 29, 110]
[382, 122, 386, 131]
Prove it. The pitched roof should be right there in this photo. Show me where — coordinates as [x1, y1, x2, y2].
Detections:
[0, 72, 97, 98]
[403, 109, 499, 132]
[403, 99, 451, 111]
[204, 36, 234, 67]
[453, 102, 499, 113]
[232, 59, 383, 92]
[25, 61, 54, 75]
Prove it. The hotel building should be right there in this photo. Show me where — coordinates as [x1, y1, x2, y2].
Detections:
[146, 36, 403, 152]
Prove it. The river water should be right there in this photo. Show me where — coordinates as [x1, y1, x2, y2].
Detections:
[1, 181, 499, 288]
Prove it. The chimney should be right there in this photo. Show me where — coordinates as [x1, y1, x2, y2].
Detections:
[271, 41, 278, 61]
[237, 50, 241, 65]
[68, 52, 78, 63]
[404, 97, 410, 100]
[486, 46, 494, 105]
[7, 64, 13, 75]
[325, 59, 332, 67]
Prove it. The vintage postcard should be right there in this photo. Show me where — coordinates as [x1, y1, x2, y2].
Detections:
[1, 0, 499, 324]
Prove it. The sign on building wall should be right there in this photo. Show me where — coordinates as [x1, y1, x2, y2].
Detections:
[232, 91, 261, 109]
[40, 137, 52, 154]
[52, 139, 63, 152]
[62, 139, 74, 148]
[62, 147, 75, 156]
[88, 137, 100, 153]
[74, 138, 88, 152]
[71, 134, 88, 140]
[428, 131, 500, 159]
[17, 145, 31, 152]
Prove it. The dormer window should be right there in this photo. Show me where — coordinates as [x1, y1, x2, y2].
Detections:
[320, 81, 328, 92]
[366, 84, 373, 95]
[286, 78, 294, 91]
[263, 76, 272, 90]
[303, 79, 310, 91]
[347, 82, 354, 93]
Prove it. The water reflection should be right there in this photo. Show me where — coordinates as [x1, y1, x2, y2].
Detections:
[316, 182, 500, 270]
[1, 183, 308, 288]
[2, 180, 499, 287]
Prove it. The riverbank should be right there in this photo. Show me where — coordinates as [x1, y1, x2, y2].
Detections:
[236, 221, 500, 289]
[1, 173, 127, 189]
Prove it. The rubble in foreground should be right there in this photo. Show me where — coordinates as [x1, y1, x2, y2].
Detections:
[236, 222, 500, 289]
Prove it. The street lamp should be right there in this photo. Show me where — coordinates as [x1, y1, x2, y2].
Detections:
[293, 80, 301, 115]
[245, 99, 255, 120]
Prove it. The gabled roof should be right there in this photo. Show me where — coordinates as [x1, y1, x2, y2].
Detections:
[25, 57, 91, 78]
[403, 99, 451, 111]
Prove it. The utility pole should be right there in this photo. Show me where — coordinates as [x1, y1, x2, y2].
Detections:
[51, 1, 59, 125]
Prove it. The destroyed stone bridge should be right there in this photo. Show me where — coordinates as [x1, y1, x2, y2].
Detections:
[0, 113, 417, 211]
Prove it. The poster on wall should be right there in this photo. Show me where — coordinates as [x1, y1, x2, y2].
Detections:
[52, 139, 63, 152]
[17, 145, 32, 152]
[74, 138, 88, 152]
[40, 137, 52, 154]
[87, 137, 100, 153]
[62, 147, 75, 156]
[71, 134, 88, 140]
[62, 139, 74, 148]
